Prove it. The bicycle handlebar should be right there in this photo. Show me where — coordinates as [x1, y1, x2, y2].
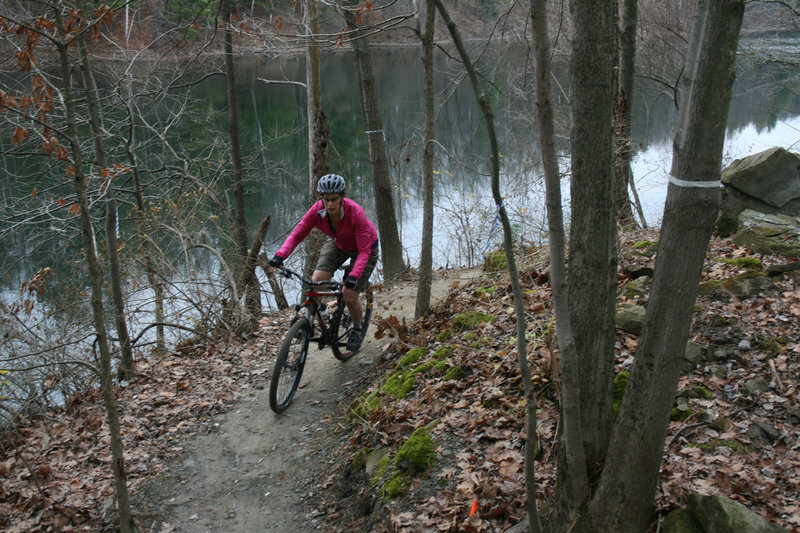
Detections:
[275, 265, 343, 291]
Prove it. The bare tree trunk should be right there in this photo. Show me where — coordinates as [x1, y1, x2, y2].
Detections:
[77, 37, 135, 380]
[615, 0, 638, 227]
[435, 2, 541, 531]
[530, 0, 586, 530]
[222, 0, 254, 320]
[120, 85, 167, 354]
[589, 2, 745, 531]
[53, 9, 132, 531]
[303, 0, 328, 280]
[237, 217, 271, 328]
[342, 4, 406, 281]
[567, 0, 618, 483]
[415, 0, 435, 319]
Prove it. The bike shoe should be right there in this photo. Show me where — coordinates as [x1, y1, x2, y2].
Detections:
[347, 328, 363, 352]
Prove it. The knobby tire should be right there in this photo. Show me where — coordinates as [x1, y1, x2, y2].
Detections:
[269, 319, 310, 413]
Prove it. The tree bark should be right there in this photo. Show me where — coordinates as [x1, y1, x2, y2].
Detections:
[567, 0, 618, 481]
[615, 0, 639, 227]
[222, 0, 254, 319]
[415, 0, 435, 319]
[303, 0, 329, 280]
[76, 36, 136, 381]
[531, 0, 587, 529]
[589, 2, 745, 531]
[53, 7, 132, 531]
[342, 4, 406, 281]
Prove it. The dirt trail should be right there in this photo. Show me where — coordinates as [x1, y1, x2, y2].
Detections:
[137, 268, 481, 532]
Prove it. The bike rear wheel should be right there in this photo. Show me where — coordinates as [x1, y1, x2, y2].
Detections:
[269, 319, 310, 413]
[331, 289, 373, 362]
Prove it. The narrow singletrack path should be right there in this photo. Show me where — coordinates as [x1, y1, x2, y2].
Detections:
[136, 269, 480, 532]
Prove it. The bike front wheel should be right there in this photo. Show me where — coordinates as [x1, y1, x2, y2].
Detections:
[269, 318, 310, 413]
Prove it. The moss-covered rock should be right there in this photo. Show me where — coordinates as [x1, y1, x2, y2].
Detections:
[396, 427, 435, 474]
[720, 256, 763, 269]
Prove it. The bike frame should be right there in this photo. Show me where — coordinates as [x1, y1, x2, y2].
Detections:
[297, 282, 346, 349]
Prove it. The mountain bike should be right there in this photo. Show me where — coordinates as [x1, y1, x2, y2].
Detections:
[268, 265, 373, 414]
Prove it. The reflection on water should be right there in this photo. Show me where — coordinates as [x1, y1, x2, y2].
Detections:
[633, 114, 800, 227]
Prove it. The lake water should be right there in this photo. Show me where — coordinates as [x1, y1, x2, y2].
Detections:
[236, 46, 800, 271]
[1, 43, 799, 344]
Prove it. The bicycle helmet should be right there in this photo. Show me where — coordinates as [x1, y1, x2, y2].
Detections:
[317, 173, 346, 195]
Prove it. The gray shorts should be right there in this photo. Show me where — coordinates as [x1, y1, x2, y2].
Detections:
[315, 239, 378, 292]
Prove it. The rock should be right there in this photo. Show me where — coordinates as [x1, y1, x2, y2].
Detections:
[717, 147, 800, 235]
[662, 507, 704, 533]
[615, 304, 646, 335]
[364, 447, 390, 477]
[683, 341, 705, 371]
[684, 341, 705, 364]
[745, 376, 770, 396]
[686, 493, 788, 532]
[710, 364, 728, 378]
[620, 275, 651, 298]
[751, 420, 779, 443]
[734, 210, 800, 258]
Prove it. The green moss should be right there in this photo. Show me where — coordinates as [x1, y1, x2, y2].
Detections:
[633, 240, 655, 249]
[613, 371, 629, 416]
[433, 346, 452, 360]
[693, 386, 712, 400]
[436, 330, 453, 342]
[698, 279, 724, 296]
[398, 347, 427, 369]
[351, 448, 372, 470]
[396, 427, 435, 474]
[708, 418, 727, 431]
[671, 407, 695, 421]
[349, 391, 381, 420]
[383, 371, 416, 399]
[757, 335, 782, 353]
[689, 439, 753, 454]
[483, 250, 507, 272]
[444, 366, 463, 381]
[383, 473, 412, 499]
[476, 285, 496, 297]
[371, 454, 391, 486]
[720, 257, 762, 269]
[462, 332, 478, 341]
[453, 310, 496, 331]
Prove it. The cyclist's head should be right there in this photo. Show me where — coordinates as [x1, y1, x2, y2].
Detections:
[317, 173, 346, 196]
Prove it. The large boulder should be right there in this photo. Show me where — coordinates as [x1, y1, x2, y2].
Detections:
[734, 209, 800, 258]
[663, 493, 788, 533]
[716, 147, 800, 235]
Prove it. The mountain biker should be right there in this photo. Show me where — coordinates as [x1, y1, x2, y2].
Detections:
[269, 173, 379, 352]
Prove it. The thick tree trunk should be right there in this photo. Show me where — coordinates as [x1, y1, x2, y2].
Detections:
[589, 2, 745, 531]
[415, 0, 435, 319]
[342, 5, 406, 281]
[567, 0, 618, 482]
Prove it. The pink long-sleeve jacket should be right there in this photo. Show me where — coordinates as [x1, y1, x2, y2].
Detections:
[276, 198, 378, 280]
